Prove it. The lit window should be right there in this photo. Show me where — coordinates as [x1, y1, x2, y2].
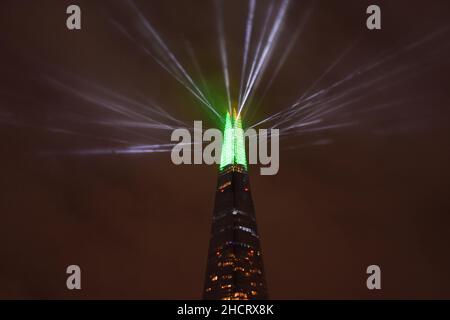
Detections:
[218, 181, 232, 190]
[251, 282, 256, 287]
[205, 287, 212, 292]
[211, 275, 218, 281]
[224, 241, 253, 249]
[217, 225, 258, 238]
[251, 290, 257, 296]
[233, 292, 248, 299]
[221, 284, 232, 289]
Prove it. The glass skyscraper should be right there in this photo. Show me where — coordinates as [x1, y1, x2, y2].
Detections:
[203, 110, 268, 300]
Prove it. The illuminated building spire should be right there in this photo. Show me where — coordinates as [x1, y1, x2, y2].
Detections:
[219, 109, 247, 171]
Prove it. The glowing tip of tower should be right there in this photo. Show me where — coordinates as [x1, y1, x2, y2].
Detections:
[219, 109, 247, 171]
[232, 107, 240, 120]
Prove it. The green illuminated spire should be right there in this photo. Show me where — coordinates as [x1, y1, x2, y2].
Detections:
[220, 112, 234, 169]
[219, 109, 247, 170]
[234, 111, 247, 167]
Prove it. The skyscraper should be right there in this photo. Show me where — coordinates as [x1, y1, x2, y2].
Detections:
[203, 110, 268, 300]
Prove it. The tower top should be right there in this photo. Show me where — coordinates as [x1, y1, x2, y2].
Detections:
[219, 110, 247, 171]
[232, 107, 239, 120]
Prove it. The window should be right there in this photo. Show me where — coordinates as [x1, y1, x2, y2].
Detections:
[218, 181, 232, 190]
[224, 241, 253, 249]
[217, 226, 258, 238]
[233, 292, 248, 299]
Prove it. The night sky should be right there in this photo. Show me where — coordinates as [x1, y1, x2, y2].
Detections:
[1, 0, 450, 299]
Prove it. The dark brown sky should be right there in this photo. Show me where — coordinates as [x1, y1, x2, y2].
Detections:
[1, 0, 450, 299]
